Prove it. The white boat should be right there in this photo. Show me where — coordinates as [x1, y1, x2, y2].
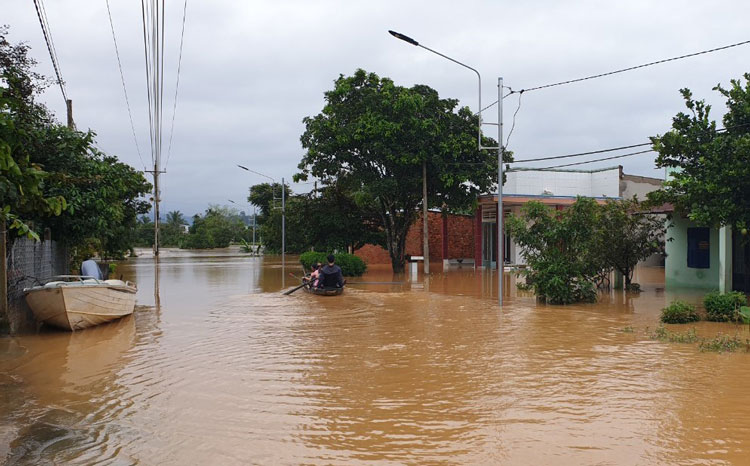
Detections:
[24, 275, 137, 331]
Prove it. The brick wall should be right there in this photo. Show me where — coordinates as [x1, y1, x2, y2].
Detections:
[354, 211, 475, 265]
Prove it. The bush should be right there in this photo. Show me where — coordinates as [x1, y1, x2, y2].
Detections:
[660, 301, 700, 324]
[299, 251, 367, 277]
[704, 291, 747, 322]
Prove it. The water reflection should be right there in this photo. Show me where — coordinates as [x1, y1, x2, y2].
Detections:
[1, 250, 750, 464]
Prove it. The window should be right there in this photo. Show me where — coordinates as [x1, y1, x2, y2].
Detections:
[687, 227, 710, 269]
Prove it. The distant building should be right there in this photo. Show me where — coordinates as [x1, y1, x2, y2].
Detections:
[474, 166, 663, 268]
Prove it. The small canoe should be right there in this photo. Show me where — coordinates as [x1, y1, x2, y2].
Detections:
[24, 276, 137, 331]
[301, 279, 344, 296]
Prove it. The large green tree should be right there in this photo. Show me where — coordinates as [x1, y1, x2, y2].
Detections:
[297, 69, 507, 272]
[649, 74, 750, 292]
[0, 26, 151, 259]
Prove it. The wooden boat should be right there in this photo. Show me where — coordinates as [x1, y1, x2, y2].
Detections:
[24, 275, 137, 331]
[301, 278, 344, 296]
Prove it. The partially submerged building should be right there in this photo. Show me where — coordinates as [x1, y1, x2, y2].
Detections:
[474, 166, 663, 268]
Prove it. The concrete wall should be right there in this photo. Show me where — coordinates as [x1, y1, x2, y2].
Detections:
[505, 168, 620, 198]
[620, 173, 663, 200]
[665, 216, 720, 290]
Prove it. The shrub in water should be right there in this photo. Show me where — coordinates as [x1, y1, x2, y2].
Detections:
[660, 301, 699, 324]
[299, 251, 367, 277]
[703, 291, 747, 322]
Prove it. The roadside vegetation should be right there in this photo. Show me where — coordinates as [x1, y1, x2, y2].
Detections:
[508, 196, 665, 304]
[299, 252, 366, 277]
[134, 207, 252, 249]
[1, 27, 151, 264]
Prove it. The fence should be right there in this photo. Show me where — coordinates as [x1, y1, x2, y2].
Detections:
[3, 236, 68, 333]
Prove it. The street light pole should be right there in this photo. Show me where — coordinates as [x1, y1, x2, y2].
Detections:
[281, 177, 286, 273]
[389, 30, 503, 306]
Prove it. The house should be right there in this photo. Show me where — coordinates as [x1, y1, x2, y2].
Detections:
[474, 166, 663, 268]
[660, 210, 748, 293]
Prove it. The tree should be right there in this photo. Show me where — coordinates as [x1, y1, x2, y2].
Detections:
[1, 26, 151, 259]
[649, 74, 750, 292]
[508, 198, 600, 304]
[595, 198, 666, 290]
[160, 210, 187, 247]
[183, 206, 247, 249]
[0, 27, 65, 239]
[297, 69, 508, 272]
[247, 182, 291, 224]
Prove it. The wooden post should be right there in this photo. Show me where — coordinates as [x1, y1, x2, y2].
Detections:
[422, 161, 429, 274]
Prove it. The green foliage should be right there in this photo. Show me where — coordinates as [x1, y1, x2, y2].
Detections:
[660, 301, 700, 324]
[649, 325, 700, 343]
[699, 334, 749, 353]
[594, 197, 665, 288]
[703, 291, 747, 322]
[247, 182, 291, 224]
[649, 74, 750, 292]
[508, 198, 600, 304]
[255, 181, 385, 254]
[1, 26, 150, 258]
[299, 251, 366, 277]
[297, 69, 509, 272]
[182, 206, 248, 249]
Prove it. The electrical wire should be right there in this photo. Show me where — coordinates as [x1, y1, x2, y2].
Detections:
[525, 149, 655, 170]
[106, 0, 146, 171]
[481, 38, 750, 112]
[32, 0, 67, 104]
[513, 142, 653, 163]
[165, 0, 188, 170]
[504, 91, 523, 149]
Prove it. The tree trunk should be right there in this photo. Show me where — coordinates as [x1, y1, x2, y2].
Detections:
[743, 240, 750, 295]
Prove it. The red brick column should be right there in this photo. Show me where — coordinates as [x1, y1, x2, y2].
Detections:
[474, 206, 482, 267]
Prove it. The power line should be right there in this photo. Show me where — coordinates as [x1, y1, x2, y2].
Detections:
[482, 38, 750, 111]
[106, 0, 146, 171]
[527, 149, 655, 170]
[32, 0, 67, 104]
[513, 142, 652, 163]
[504, 91, 523, 149]
[165, 0, 188, 170]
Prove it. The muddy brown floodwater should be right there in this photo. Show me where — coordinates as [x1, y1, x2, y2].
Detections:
[2, 249, 750, 465]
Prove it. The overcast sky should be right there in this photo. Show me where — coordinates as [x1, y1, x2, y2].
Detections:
[5, 0, 750, 217]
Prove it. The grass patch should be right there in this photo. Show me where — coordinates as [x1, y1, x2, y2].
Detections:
[698, 334, 750, 353]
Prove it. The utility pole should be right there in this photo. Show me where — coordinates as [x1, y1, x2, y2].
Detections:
[147, 166, 165, 256]
[66, 99, 74, 129]
[497, 78, 504, 306]
[422, 161, 430, 274]
[281, 177, 286, 271]
[0, 224, 7, 329]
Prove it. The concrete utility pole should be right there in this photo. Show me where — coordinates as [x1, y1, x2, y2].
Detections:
[282, 177, 286, 271]
[0, 225, 7, 328]
[66, 99, 74, 129]
[422, 161, 430, 274]
[153, 164, 160, 256]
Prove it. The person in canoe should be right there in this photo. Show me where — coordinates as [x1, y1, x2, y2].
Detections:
[318, 254, 345, 289]
[306, 262, 322, 288]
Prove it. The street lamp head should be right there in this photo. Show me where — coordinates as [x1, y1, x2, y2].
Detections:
[237, 164, 249, 171]
[388, 30, 419, 46]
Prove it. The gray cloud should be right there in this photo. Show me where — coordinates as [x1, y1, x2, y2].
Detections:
[5, 0, 749, 216]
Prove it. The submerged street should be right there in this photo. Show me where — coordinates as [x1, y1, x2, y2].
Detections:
[2, 249, 750, 464]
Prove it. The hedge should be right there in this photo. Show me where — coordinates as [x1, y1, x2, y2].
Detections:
[704, 291, 747, 322]
[299, 251, 367, 277]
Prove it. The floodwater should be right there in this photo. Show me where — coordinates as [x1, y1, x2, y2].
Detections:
[2, 249, 750, 465]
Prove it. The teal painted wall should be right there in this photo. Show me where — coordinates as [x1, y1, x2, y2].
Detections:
[665, 217, 720, 290]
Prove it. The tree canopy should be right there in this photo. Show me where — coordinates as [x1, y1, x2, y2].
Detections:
[649, 74, 750, 292]
[296, 69, 508, 272]
[0, 26, 151, 259]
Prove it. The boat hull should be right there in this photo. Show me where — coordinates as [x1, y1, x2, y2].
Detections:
[303, 284, 344, 296]
[24, 281, 137, 331]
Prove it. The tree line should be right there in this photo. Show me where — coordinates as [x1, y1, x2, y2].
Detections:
[1, 27, 151, 267]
